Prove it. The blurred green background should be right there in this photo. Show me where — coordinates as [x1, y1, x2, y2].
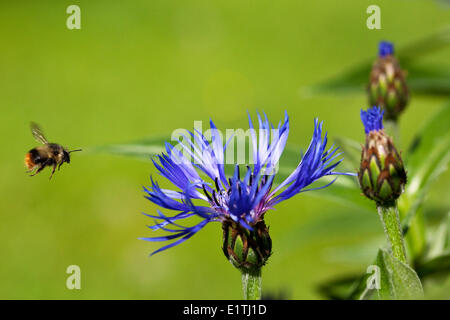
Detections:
[0, 0, 449, 299]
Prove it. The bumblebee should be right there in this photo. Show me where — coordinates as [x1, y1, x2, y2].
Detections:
[25, 122, 81, 179]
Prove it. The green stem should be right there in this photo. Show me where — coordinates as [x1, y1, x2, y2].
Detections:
[377, 204, 407, 264]
[241, 269, 262, 300]
[384, 120, 400, 147]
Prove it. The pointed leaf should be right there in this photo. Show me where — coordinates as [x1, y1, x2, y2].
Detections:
[89, 136, 167, 160]
[426, 212, 450, 259]
[375, 248, 424, 300]
[405, 104, 450, 197]
[416, 251, 450, 278]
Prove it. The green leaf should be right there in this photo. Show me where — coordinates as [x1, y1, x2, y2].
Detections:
[333, 137, 361, 171]
[302, 175, 373, 212]
[307, 28, 450, 96]
[375, 248, 424, 300]
[426, 212, 450, 259]
[317, 274, 361, 300]
[393, 104, 450, 261]
[89, 136, 167, 160]
[405, 104, 450, 198]
[397, 104, 450, 239]
[346, 212, 449, 300]
[417, 251, 450, 279]
[406, 66, 450, 96]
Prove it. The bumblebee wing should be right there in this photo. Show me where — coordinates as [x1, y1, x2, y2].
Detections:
[30, 122, 48, 145]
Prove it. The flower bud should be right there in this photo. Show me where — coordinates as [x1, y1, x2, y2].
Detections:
[358, 107, 407, 206]
[222, 219, 272, 273]
[368, 41, 409, 121]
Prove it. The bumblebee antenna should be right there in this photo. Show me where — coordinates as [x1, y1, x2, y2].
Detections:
[69, 149, 82, 153]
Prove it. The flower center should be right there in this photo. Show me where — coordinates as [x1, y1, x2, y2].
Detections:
[201, 167, 273, 223]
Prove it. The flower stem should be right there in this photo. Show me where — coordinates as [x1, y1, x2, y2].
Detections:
[241, 269, 262, 300]
[377, 204, 407, 264]
[385, 120, 400, 147]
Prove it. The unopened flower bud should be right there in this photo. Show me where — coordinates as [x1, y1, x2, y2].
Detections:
[222, 218, 272, 273]
[368, 41, 409, 122]
[358, 107, 407, 206]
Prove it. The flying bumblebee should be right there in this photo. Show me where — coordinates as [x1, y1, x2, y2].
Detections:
[25, 122, 82, 179]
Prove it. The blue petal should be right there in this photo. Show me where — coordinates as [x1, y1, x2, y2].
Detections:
[248, 111, 290, 176]
[379, 41, 394, 58]
[270, 118, 351, 204]
[361, 106, 384, 134]
[141, 218, 212, 256]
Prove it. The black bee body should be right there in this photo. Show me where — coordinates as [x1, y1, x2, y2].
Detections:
[25, 123, 81, 179]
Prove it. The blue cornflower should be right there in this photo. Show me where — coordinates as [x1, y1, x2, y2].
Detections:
[378, 41, 394, 58]
[141, 112, 351, 260]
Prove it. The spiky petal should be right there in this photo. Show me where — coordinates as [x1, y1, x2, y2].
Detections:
[141, 112, 351, 257]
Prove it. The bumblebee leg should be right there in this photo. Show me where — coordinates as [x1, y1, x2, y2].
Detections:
[30, 164, 46, 176]
[58, 163, 63, 171]
[49, 163, 57, 180]
[26, 167, 36, 173]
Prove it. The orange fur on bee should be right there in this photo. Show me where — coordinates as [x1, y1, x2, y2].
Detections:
[24, 153, 35, 169]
